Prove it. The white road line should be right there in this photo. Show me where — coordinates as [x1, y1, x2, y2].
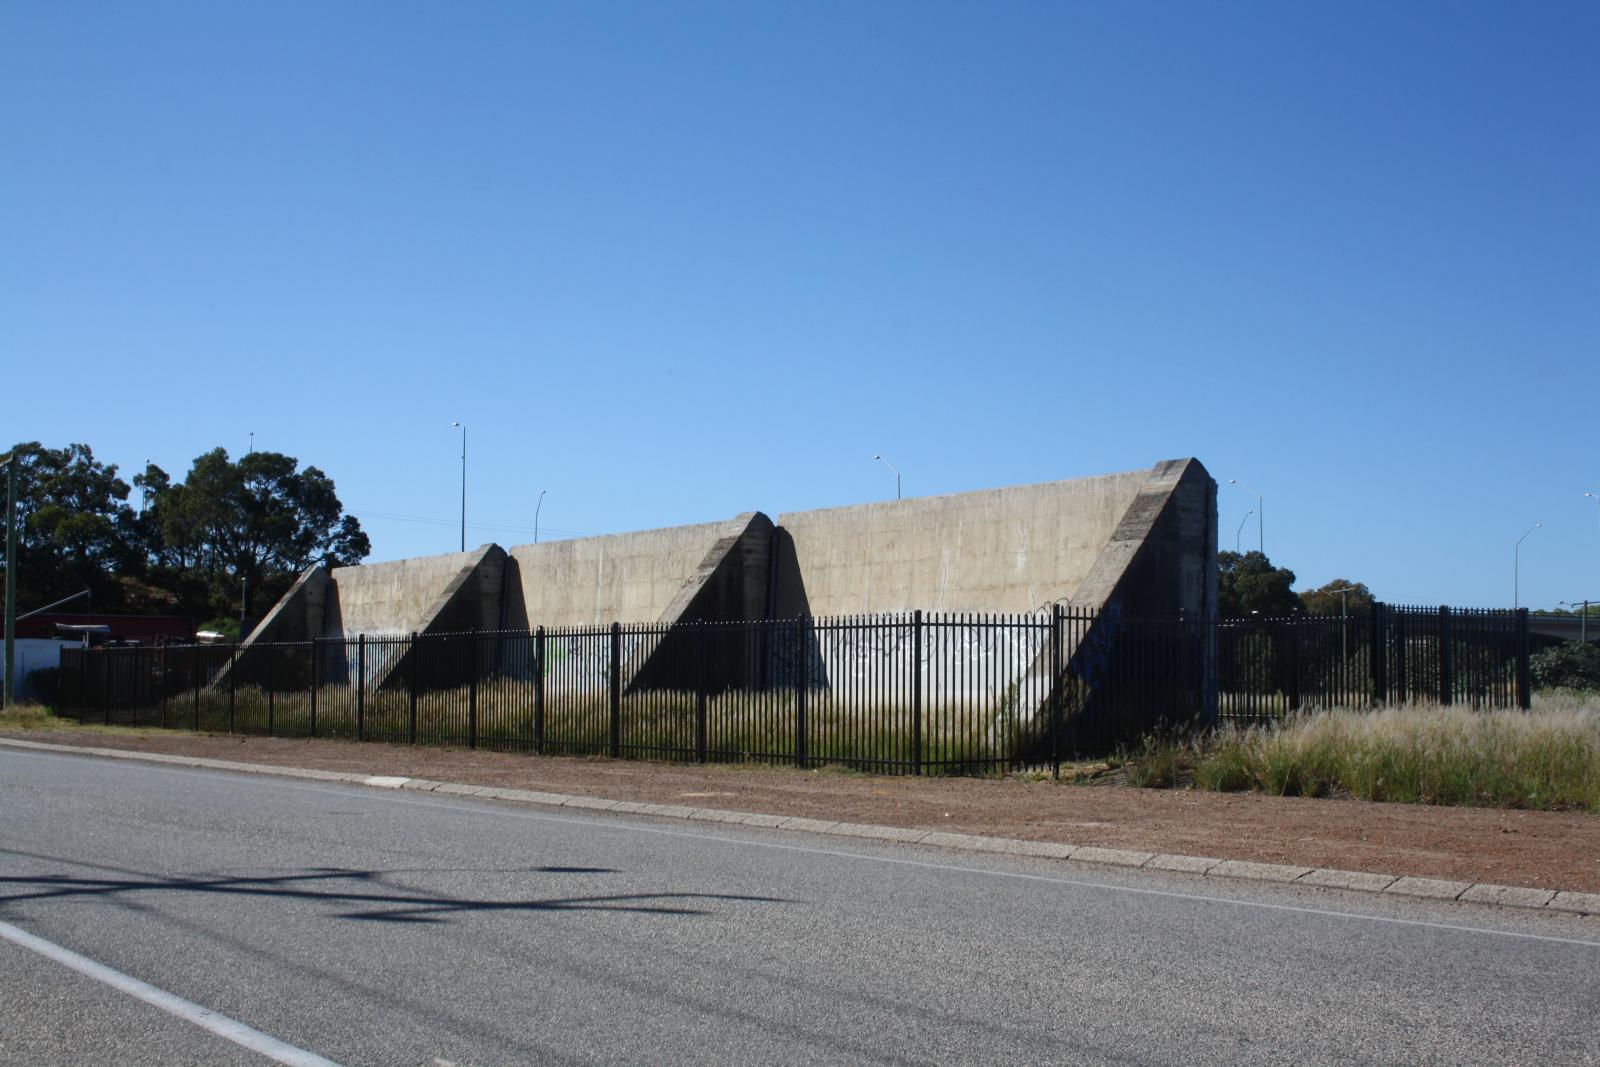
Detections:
[0, 918, 344, 1067]
[5, 746, 1599, 950]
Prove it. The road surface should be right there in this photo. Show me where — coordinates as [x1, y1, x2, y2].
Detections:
[2, 747, 1597, 1066]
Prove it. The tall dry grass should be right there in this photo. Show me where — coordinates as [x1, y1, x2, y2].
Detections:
[1126, 692, 1600, 809]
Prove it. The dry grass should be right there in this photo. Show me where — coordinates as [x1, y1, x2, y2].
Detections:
[0, 702, 72, 731]
[1124, 694, 1600, 809]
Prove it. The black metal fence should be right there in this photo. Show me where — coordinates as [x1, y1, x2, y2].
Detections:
[1215, 604, 1531, 723]
[56, 603, 1530, 774]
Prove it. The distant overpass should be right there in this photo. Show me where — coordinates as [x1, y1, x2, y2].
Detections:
[1529, 612, 1600, 643]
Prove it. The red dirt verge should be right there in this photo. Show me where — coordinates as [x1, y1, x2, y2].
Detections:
[8, 728, 1599, 893]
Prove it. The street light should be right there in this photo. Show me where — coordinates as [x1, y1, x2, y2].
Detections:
[1559, 599, 1599, 645]
[1228, 480, 1263, 556]
[534, 489, 546, 544]
[872, 455, 901, 501]
[1587, 492, 1600, 532]
[1234, 510, 1253, 554]
[451, 422, 466, 552]
[1514, 522, 1541, 610]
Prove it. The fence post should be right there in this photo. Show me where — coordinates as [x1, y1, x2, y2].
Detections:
[408, 632, 419, 744]
[191, 643, 201, 731]
[1516, 608, 1531, 710]
[1438, 606, 1453, 706]
[1369, 602, 1386, 706]
[266, 643, 275, 737]
[1050, 604, 1063, 779]
[912, 610, 923, 776]
[103, 651, 112, 725]
[696, 621, 708, 764]
[534, 627, 546, 755]
[309, 637, 319, 737]
[794, 619, 807, 768]
[609, 622, 621, 758]
[1286, 618, 1301, 712]
[226, 643, 237, 733]
[355, 635, 366, 741]
[468, 631, 479, 750]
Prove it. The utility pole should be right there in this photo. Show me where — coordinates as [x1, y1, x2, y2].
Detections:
[3, 452, 18, 708]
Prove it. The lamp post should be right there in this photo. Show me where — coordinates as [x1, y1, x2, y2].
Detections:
[1228, 480, 1263, 556]
[451, 422, 466, 552]
[1514, 522, 1541, 610]
[534, 489, 546, 544]
[872, 455, 901, 501]
[1321, 583, 1360, 667]
[1235, 510, 1253, 554]
[248, 431, 254, 455]
[1559, 600, 1597, 645]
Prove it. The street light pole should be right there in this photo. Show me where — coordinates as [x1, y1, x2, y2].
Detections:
[451, 422, 466, 552]
[1228, 480, 1263, 556]
[1559, 599, 1599, 645]
[872, 455, 901, 501]
[1322, 583, 1360, 667]
[534, 489, 546, 544]
[1235, 510, 1253, 555]
[1514, 522, 1541, 610]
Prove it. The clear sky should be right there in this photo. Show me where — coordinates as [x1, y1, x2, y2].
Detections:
[4, 1, 1597, 610]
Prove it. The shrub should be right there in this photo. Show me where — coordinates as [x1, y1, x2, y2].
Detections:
[1531, 643, 1600, 691]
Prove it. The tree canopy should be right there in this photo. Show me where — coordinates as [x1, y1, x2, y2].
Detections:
[1217, 550, 1302, 617]
[1299, 579, 1375, 618]
[1, 442, 142, 612]
[4, 441, 368, 625]
[138, 448, 370, 620]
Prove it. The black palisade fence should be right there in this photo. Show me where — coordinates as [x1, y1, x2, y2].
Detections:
[57, 603, 1530, 774]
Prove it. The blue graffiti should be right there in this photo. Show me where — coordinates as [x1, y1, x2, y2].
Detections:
[1070, 601, 1122, 698]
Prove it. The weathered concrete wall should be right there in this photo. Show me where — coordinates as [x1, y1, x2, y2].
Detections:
[507, 514, 771, 629]
[237, 564, 331, 645]
[324, 546, 505, 639]
[773, 468, 1152, 617]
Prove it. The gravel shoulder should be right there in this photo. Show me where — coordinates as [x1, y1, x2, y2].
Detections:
[9, 727, 1599, 893]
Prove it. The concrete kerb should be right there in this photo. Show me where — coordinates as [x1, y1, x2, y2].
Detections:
[1, 737, 1594, 920]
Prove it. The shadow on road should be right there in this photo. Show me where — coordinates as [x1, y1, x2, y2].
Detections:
[0, 849, 787, 925]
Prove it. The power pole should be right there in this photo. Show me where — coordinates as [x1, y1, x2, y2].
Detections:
[3, 452, 18, 708]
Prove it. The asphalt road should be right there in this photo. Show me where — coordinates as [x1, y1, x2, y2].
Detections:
[2, 748, 1597, 1067]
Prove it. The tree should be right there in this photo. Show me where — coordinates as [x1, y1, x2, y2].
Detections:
[1, 441, 142, 612]
[1530, 642, 1600, 691]
[1217, 550, 1301, 617]
[1299, 579, 1375, 618]
[140, 448, 370, 622]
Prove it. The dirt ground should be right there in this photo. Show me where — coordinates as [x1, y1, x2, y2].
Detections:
[9, 728, 1599, 893]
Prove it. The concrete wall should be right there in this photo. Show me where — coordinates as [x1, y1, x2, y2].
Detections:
[324, 546, 505, 639]
[773, 468, 1152, 617]
[506, 514, 771, 629]
[229, 460, 1217, 742]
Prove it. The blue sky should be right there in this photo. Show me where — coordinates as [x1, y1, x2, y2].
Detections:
[4, 1, 1597, 610]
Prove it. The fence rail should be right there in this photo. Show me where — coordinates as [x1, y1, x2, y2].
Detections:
[57, 603, 1530, 775]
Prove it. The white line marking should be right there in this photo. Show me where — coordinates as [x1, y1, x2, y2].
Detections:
[5, 745, 1599, 950]
[0, 917, 344, 1067]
